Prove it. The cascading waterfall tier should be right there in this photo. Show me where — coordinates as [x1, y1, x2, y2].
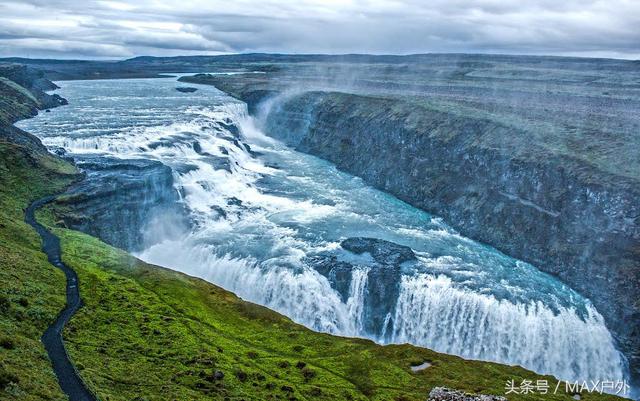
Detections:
[17, 77, 629, 389]
[393, 274, 624, 382]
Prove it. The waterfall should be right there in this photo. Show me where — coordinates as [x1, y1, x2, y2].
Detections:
[139, 242, 359, 335]
[391, 274, 626, 383]
[346, 267, 370, 334]
[379, 313, 393, 342]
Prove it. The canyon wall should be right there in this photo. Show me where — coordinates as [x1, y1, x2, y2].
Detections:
[56, 156, 187, 252]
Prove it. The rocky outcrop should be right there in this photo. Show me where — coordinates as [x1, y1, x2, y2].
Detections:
[307, 237, 417, 338]
[0, 64, 66, 111]
[56, 156, 187, 252]
[0, 63, 67, 153]
[176, 86, 198, 93]
[341, 237, 416, 265]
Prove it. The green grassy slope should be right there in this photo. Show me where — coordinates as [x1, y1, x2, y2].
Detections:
[45, 224, 621, 401]
[0, 78, 39, 125]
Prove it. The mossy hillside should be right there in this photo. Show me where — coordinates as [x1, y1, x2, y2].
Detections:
[0, 78, 40, 125]
[0, 141, 78, 400]
[30, 205, 619, 401]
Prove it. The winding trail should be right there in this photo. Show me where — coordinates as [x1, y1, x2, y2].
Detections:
[25, 196, 97, 401]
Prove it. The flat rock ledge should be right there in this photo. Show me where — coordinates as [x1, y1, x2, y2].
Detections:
[429, 387, 507, 401]
[175, 86, 198, 93]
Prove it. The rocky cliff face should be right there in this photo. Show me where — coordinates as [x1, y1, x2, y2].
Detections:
[0, 64, 67, 113]
[262, 90, 640, 379]
[184, 62, 640, 382]
[56, 156, 187, 252]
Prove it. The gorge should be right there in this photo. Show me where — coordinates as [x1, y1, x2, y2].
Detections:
[16, 71, 632, 393]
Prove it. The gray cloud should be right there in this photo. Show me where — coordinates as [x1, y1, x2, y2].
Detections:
[0, 0, 638, 59]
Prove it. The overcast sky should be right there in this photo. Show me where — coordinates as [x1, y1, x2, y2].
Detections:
[0, 0, 638, 60]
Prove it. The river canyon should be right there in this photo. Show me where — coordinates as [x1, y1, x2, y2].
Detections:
[17, 76, 630, 392]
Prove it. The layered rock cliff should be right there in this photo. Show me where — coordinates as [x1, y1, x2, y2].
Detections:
[180, 58, 640, 382]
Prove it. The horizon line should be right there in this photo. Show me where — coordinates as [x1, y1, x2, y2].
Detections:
[1, 51, 638, 63]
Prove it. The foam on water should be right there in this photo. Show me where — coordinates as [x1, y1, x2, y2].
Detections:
[18, 77, 629, 389]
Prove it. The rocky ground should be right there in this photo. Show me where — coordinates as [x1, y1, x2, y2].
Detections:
[429, 387, 507, 401]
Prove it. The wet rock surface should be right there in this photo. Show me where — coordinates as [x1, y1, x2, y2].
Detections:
[341, 237, 416, 266]
[58, 156, 187, 252]
[176, 86, 198, 93]
[307, 237, 417, 339]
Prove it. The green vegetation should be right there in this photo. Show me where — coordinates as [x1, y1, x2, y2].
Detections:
[0, 106, 624, 400]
